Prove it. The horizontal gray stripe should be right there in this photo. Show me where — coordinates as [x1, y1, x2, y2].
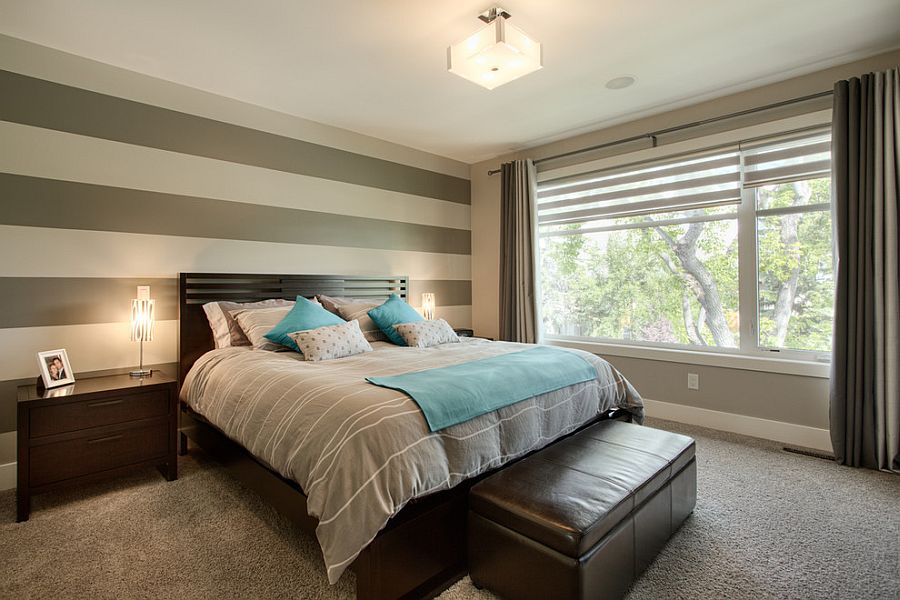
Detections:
[0, 362, 178, 433]
[0, 277, 471, 329]
[408, 279, 472, 308]
[0, 173, 471, 255]
[0, 278, 177, 329]
[0, 70, 470, 205]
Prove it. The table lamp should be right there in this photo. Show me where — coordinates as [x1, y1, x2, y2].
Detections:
[422, 292, 435, 320]
[130, 286, 154, 378]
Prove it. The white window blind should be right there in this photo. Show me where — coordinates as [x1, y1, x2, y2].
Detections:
[742, 130, 831, 188]
[537, 148, 741, 227]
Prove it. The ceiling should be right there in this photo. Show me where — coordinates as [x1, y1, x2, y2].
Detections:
[2, 0, 899, 164]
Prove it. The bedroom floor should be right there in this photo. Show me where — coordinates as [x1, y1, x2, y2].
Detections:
[1, 419, 898, 600]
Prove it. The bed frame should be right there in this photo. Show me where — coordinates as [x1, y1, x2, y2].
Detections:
[177, 272, 631, 599]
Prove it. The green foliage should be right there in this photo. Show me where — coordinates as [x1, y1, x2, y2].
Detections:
[540, 219, 739, 346]
[757, 179, 834, 351]
[540, 178, 834, 353]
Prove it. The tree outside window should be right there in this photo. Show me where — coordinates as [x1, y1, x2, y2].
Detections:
[538, 132, 834, 358]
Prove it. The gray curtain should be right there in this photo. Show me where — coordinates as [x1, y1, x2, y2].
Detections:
[499, 159, 539, 343]
[830, 68, 900, 473]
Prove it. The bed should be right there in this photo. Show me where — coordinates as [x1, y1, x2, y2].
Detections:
[177, 273, 644, 599]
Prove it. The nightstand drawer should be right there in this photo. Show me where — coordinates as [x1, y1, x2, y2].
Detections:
[29, 421, 169, 487]
[29, 390, 169, 438]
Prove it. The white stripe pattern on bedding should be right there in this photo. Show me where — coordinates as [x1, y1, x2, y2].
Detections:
[180, 339, 643, 583]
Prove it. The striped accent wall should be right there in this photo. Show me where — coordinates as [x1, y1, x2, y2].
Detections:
[0, 37, 472, 440]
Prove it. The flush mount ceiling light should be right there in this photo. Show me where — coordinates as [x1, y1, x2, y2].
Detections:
[447, 7, 542, 90]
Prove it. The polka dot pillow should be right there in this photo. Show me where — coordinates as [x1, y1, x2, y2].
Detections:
[287, 320, 373, 362]
[392, 319, 460, 348]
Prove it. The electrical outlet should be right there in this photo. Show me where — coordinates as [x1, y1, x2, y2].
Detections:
[687, 373, 699, 390]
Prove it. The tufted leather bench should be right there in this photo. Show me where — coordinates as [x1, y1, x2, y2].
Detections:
[468, 420, 696, 599]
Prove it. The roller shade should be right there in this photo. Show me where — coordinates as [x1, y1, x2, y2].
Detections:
[741, 131, 831, 188]
[537, 149, 741, 227]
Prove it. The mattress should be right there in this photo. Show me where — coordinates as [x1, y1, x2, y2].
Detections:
[179, 338, 644, 583]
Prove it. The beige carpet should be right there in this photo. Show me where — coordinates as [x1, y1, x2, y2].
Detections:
[1, 419, 898, 599]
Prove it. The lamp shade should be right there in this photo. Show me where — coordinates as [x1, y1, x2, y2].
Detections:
[130, 298, 155, 342]
[447, 16, 542, 90]
[421, 293, 436, 320]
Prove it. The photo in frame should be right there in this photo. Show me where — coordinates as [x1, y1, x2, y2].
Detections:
[37, 349, 75, 389]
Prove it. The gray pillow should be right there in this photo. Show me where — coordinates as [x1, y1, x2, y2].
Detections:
[203, 298, 294, 348]
[230, 306, 294, 351]
[336, 301, 389, 342]
[316, 294, 358, 315]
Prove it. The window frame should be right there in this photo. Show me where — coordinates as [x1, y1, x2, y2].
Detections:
[544, 336, 831, 378]
[536, 113, 834, 368]
[749, 186, 833, 360]
[740, 184, 833, 362]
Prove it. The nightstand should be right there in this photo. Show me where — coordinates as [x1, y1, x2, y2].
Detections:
[16, 372, 178, 522]
[454, 328, 494, 341]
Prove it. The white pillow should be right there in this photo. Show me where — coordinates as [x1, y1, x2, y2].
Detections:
[336, 302, 389, 342]
[392, 319, 460, 348]
[203, 298, 294, 348]
[288, 320, 373, 362]
[230, 306, 293, 351]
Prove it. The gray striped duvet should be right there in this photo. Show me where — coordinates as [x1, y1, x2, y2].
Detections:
[179, 338, 644, 584]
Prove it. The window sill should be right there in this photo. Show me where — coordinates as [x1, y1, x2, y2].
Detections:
[545, 337, 831, 378]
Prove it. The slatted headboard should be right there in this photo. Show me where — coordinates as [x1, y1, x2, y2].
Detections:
[178, 273, 408, 383]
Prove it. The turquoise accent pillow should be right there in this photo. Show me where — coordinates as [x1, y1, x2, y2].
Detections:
[367, 294, 424, 346]
[264, 296, 345, 352]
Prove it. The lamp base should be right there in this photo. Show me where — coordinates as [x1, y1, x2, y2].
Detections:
[129, 369, 152, 378]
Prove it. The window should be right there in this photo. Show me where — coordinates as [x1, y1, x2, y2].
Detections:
[745, 133, 833, 354]
[537, 129, 833, 360]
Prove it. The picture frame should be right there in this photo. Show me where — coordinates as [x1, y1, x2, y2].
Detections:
[37, 349, 75, 389]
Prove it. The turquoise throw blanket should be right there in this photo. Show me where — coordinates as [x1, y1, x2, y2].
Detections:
[366, 346, 598, 432]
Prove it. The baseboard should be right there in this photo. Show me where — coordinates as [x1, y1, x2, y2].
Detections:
[0, 462, 15, 491]
[642, 398, 833, 453]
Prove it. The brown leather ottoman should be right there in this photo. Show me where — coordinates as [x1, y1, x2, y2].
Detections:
[468, 420, 696, 600]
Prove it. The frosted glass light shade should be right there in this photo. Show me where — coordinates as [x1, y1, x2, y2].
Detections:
[447, 18, 542, 90]
[130, 298, 155, 342]
[421, 293, 436, 320]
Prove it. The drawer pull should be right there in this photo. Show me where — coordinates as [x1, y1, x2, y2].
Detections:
[87, 399, 125, 408]
[87, 434, 124, 445]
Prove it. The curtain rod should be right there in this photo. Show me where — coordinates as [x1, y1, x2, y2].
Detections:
[486, 89, 833, 175]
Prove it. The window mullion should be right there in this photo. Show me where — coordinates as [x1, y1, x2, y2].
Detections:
[737, 187, 759, 353]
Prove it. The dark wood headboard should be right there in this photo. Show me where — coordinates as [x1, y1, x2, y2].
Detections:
[178, 273, 408, 383]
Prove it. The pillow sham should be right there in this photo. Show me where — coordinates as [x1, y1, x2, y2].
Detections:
[367, 294, 424, 346]
[231, 305, 295, 351]
[203, 298, 294, 348]
[287, 320, 373, 362]
[336, 302, 389, 342]
[316, 294, 359, 316]
[393, 319, 460, 348]
[264, 296, 345, 353]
